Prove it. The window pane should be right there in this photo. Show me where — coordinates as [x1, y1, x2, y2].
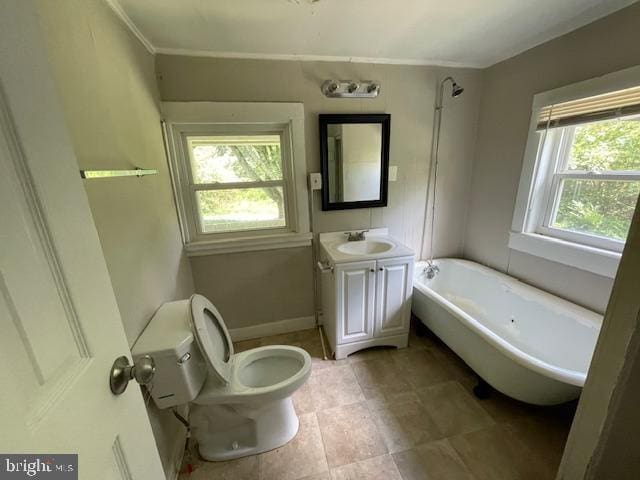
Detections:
[552, 179, 640, 241]
[196, 187, 286, 233]
[188, 135, 283, 184]
[567, 117, 640, 171]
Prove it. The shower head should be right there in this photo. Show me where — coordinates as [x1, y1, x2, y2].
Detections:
[440, 76, 464, 99]
[451, 82, 464, 97]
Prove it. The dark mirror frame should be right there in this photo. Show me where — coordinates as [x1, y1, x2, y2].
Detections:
[319, 113, 391, 211]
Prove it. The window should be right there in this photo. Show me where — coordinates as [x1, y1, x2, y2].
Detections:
[163, 102, 310, 255]
[187, 134, 288, 234]
[536, 117, 640, 251]
[511, 67, 640, 278]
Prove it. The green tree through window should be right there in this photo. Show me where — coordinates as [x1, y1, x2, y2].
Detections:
[553, 118, 640, 241]
[190, 137, 287, 233]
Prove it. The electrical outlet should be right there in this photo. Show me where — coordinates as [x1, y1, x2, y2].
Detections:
[309, 172, 322, 190]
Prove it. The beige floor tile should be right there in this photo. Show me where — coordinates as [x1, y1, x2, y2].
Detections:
[293, 379, 315, 415]
[180, 455, 258, 480]
[258, 413, 328, 480]
[476, 389, 539, 424]
[183, 329, 572, 480]
[507, 414, 573, 470]
[363, 388, 420, 408]
[317, 402, 388, 468]
[431, 348, 478, 390]
[351, 357, 412, 393]
[392, 439, 477, 480]
[330, 454, 402, 480]
[233, 338, 262, 353]
[392, 347, 455, 389]
[300, 473, 332, 480]
[448, 423, 556, 480]
[309, 364, 365, 412]
[417, 381, 494, 437]
[370, 400, 442, 453]
[308, 342, 342, 371]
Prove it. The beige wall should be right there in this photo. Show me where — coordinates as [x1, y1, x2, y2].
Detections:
[156, 55, 483, 328]
[36, 0, 193, 477]
[463, 3, 640, 314]
[190, 247, 314, 329]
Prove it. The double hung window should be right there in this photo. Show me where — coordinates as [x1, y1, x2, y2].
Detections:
[511, 72, 640, 277]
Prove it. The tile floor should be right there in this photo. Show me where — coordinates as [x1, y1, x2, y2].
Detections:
[179, 319, 576, 480]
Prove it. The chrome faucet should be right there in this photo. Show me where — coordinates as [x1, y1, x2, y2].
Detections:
[423, 261, 439, 279]
[344, 230, 368, 241]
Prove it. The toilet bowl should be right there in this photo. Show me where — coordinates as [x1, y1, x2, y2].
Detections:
[131, 294, 312, 461]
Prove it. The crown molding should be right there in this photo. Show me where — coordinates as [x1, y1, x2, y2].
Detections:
[154, 47, 483, 69]
[104, 0, 155, 55]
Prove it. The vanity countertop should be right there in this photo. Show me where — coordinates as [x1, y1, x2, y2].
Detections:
[319, 228, 414, 265]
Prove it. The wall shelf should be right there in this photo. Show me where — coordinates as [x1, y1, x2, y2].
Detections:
[80, 168, 158, 179]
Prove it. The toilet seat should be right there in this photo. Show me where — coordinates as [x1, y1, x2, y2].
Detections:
[188, 294, 312, 406]
[194, 345, 311, 405]
[189, 294, 234, 384]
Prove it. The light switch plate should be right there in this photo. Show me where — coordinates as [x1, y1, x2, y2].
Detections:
[309, 172, 322, 190]
[389, 165, 398, 181]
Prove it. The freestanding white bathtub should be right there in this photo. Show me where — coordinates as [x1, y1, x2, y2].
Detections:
[412, 259, 602, 405]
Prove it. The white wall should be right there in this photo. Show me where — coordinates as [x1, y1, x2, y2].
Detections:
[155, 55, 483, 328]
[463, 2, 640, 314]
[36, 1, 193, 477]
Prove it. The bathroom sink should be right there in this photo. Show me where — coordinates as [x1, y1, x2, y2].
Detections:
[318, 229, 413, 264]
[336, 239, 396, 255]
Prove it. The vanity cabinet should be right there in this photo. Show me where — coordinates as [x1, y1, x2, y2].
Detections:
[321, 255, 414, 359]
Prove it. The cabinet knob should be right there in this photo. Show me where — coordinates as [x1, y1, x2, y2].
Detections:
[379, 267, 384, 271]
[370, 268, 375, 272]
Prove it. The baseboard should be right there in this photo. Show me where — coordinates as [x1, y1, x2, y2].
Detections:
[228, 315, 316, 341]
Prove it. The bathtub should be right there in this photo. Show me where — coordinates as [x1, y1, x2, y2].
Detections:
[412, 259, 602, 405]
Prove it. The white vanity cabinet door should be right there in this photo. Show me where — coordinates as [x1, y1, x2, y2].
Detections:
[375, 256, 414, 337]
[335, 260, 376, 344]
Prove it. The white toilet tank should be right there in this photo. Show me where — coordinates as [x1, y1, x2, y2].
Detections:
[132, 299, 207, 409]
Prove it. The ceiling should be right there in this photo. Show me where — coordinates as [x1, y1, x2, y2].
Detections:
[113, 0, 635, 68]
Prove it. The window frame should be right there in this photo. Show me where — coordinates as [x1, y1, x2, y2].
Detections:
[510, 65, 640, 278]
[183, 126, 293, 238]
[163, 102, 311, 256]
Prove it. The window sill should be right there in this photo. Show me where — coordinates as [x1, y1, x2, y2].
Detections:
[184, 232, 313, 256]
[508, 232, 621, 278]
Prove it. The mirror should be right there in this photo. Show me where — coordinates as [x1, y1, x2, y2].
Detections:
[320, 114, 390, 210]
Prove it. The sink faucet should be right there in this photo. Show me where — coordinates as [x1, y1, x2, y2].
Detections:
[345, 230, 368, 241]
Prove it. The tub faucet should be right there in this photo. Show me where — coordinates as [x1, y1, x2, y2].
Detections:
[423, 262, 439, 279]
[345, 230, 368, 241]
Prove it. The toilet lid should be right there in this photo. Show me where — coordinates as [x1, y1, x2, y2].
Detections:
[189, 294, 234, 383]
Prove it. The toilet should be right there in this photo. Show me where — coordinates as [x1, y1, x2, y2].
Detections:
[132, 294, 312, 461]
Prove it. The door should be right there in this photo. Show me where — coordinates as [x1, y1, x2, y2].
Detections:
[375, 256, 414, 337]
[335, 260, 376, 344]
[0, 2, 165, 478]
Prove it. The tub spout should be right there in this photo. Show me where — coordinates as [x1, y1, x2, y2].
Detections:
[423, 263, 439, 279]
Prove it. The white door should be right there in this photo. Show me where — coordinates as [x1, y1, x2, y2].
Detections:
[375, 257, 414, 337]
[335, 260, 376, 344]
[0, 2, 165, 479]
